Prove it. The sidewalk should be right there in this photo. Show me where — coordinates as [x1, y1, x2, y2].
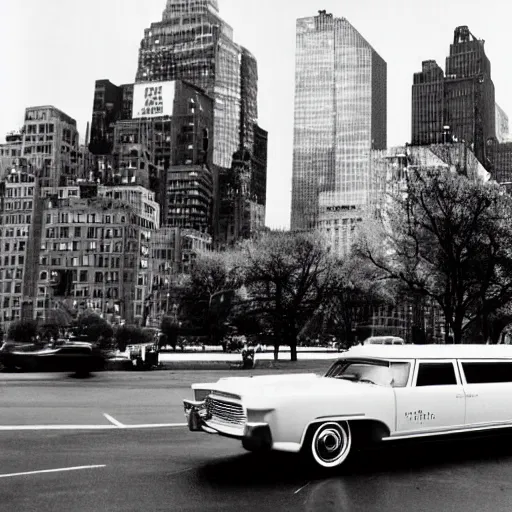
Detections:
[158, 350, 342, 362]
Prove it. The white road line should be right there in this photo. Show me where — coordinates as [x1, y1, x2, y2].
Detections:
[0, 425, 118, 431]
[103, 413, 125, 428]
[167, 467, 194, 477]
[125, 423, 187, 429]
[294, 482, 310, 495]
[0, 465, 106, 479]
[0, 423, 188, 431]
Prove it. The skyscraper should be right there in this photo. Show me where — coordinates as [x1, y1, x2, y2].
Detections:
[135, 0, 243, 170]
[411, 26, 496, 166]
[134, 0, 267, 245]
[291, 11, 387, 253]
[89, 80, 133, 156]
[411, 60, 445, 146]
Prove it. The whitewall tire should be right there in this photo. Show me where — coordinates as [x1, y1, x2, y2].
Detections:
[309, 421, 352, 469]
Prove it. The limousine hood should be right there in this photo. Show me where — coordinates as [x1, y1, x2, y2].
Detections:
[195, 373, 375, 400]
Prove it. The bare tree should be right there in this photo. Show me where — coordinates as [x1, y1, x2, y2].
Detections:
[359, 167, 512, 343]
[242, 231, 332, 361]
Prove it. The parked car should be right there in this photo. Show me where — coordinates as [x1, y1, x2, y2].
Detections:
[363, 336, 405, 345]
[0, 340, 105, 375]
[126, 343, 159, 370]
[184, 344, 512, 471]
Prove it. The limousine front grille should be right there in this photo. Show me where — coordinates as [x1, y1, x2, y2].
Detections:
[205, 396, 246, 427]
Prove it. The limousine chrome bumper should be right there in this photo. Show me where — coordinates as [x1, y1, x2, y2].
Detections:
[183, 399, 272, 451]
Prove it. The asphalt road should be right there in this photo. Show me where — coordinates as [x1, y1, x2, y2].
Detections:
[2, 371, 512, 511]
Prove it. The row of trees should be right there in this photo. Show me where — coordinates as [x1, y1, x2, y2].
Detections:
[165, 231, 392, 361]
[168, 167, 512, 359]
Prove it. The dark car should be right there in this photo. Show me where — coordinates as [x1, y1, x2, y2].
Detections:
[0, 341, 105, 375]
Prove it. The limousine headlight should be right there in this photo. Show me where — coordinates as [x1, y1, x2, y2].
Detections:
[194, 389, 211, 402]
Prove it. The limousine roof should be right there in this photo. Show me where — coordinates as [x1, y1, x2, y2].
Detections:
[343, 344, 512, 360]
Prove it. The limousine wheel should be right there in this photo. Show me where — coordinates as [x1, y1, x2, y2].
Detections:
[309, 421, 352, 469]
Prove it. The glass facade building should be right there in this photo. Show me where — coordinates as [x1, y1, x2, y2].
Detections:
[291, 11, 387, 253]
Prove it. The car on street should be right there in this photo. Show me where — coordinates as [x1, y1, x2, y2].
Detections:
[363, 336, 405, 345]
[0, 340, 105, 375]
[184, 344, 512, 471]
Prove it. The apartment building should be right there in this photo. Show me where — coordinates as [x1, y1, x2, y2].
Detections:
[0, 168, 35, 330]
[30, 185, 160, 326]
[21, 106, 80, 188]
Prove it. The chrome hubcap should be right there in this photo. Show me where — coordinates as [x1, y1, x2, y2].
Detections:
[315, 426, 346, 463]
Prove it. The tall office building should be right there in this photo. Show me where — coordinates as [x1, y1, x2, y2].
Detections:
[291, 11, 387, 254]
[411, 60, 445, 146]
[89, 80, 133, 155]
[135, 0, 244, 170]
[412, 26, 496, 166]
[132, 0, 267, 246]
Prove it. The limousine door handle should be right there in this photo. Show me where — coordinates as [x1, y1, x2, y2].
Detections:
[466, 393, 478, 398]
[456, 394, 465, 399]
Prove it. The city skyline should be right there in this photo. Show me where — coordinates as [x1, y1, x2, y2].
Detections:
[1, 0, 511, 229]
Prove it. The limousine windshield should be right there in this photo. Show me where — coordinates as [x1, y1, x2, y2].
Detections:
[325, 359, 411, 387]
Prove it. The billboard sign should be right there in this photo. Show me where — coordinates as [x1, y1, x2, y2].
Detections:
[132, 81, 176, 118]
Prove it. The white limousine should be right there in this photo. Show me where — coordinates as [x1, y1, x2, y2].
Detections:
[183, 344, 512, 470]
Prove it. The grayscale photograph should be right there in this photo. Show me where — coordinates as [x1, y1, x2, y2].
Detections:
[1, 0, 512, 510]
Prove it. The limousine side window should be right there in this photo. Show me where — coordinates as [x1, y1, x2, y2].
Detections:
[416, 362, 457, 386]
[462, 362, 512, 384]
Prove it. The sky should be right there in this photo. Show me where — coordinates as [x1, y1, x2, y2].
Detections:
[1, 0, 511, 230]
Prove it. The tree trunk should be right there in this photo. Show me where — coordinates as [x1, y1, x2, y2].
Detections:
[273, 341, 280, 361]
[290, 340, 297, 362]
[481, 311, 490, 344]
[452, 316, 463, 345]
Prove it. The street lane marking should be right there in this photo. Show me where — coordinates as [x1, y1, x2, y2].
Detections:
[294, 482, 310, 495]
[0, 423, 188, 431]
[0, 425, 118, 431]
[0, 465, 106, 479]
[126, 423, 187, 429]
[103, 413, 125, 428]
[167, 467, 194, 477]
